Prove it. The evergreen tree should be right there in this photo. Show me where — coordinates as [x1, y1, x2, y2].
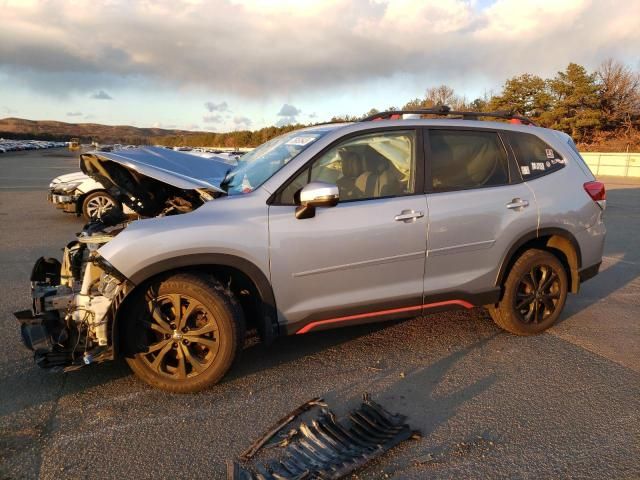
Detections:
[489, 74, 551, 119]
[545, 63, 601, 140]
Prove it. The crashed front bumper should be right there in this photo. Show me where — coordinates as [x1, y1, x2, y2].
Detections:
[48, 189, 80, 212]
[15, 241, 131, 370]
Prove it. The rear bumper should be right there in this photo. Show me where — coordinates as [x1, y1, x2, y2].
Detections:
[579, 262, 601, 284]
[574, 221, 606, 277]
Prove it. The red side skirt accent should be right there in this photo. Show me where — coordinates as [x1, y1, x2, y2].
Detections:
[295, 300, 474, 334]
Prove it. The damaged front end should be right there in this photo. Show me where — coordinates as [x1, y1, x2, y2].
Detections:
[17, 147, 232, 371]
[16, 225, 132, 370]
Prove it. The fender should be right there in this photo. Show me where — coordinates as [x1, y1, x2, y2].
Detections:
[124, 253, 279, 342]
[495, 227, 582, 291]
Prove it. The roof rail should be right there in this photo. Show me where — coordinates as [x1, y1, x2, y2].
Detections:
[361, 105, 536, 126]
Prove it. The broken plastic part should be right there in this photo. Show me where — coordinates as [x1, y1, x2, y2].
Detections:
[232, 394, 418, 479]
[240, 397, 327, 461]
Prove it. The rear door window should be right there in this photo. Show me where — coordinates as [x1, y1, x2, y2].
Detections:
[507, 131, 565, 180]
[428, 130, 510, 191]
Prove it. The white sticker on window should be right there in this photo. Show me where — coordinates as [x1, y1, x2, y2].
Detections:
[531, 162, 546, 171]
[520, 166, 530, 175]
[545, 148, 554, 159]
[285, 136, 317, 146]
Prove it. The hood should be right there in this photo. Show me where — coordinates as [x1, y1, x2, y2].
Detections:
[51, 171, 90, 185]
[80, 146, 231, 217]
[81, 146, 230, 191]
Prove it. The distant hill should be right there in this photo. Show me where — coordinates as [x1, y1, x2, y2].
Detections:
[0, 116, 303, 148]
[0, 117, 206, 144]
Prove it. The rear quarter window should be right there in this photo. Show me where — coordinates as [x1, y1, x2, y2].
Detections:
[507, 131, 565, 180]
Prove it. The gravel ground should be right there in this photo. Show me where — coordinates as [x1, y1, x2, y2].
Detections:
[1, 149, 638, 479]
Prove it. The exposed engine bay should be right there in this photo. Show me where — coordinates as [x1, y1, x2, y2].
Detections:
[15, 147, 230, 370]
[16, 222, 131, 370]
[81, 151, 222, 218]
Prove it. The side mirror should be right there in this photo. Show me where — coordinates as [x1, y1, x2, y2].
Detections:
[295, 182, 339, 220]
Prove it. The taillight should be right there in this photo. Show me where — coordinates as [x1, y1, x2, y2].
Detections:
[584, 181, 606, 209]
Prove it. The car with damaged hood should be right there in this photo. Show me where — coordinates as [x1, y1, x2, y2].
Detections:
[16, 110, 605, 392]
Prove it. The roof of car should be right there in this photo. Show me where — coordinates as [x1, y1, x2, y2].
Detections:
[312, 117, 547, 134]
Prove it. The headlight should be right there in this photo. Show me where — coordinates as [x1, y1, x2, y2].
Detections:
[54, 182, 81, 194]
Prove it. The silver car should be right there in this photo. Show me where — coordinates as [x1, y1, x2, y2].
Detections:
[16, 109, 606, 392]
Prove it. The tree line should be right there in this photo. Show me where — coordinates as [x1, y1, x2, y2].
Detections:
[154, 59, 640, 152]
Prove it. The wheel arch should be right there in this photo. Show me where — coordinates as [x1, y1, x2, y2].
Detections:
[113, 254, 278, 355]
[496, 228, 582, 295]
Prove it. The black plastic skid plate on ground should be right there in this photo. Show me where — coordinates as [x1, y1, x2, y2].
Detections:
[229, 395, 416, 480]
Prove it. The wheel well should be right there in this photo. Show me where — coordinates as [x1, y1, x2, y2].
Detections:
[114, 264, 276, 356]
[498, 234, 581, 295]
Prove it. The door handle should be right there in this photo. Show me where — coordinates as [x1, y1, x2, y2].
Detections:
[394, 210, 424, 222]
[506, 198, 529, 210]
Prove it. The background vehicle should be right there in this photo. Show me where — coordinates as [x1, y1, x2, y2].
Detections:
[18, 108, 605, 392]
[48, 172, 122, 221]
[68, 137, 80, 151]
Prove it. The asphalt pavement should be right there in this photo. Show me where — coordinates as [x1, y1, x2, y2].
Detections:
[0, 149, 638, 479]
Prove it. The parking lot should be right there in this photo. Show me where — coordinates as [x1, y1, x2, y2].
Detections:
[0, 148, 639, 479]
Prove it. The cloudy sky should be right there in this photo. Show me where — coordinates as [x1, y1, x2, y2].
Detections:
[1, 0, 639, 132]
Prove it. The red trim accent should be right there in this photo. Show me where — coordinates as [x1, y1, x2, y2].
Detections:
[295, 300, 474, 334]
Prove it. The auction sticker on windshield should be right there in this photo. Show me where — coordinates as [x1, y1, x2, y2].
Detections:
[285, 136, 318, 146]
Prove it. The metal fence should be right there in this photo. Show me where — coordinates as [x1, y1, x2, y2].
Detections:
[580, 152, 640, 177]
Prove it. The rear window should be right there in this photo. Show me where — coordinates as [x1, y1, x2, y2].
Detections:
[429, 130, 510, 191]
[508, 132, 565, 180]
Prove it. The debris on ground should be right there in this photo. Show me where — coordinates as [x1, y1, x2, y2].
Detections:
[239, 397, 327, 461]
[229, 393, 418, 480]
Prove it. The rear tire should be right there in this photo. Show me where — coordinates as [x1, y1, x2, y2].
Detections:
[123, 273, 245, 393]
[488, 249, 568, 335]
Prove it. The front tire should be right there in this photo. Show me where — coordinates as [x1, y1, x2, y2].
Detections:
[488, 249, 568, 335]
[123, 273, 245, 393]
[82, 191, 119, 221]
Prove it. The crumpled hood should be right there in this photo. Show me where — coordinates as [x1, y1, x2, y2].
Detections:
[79, 146, 232, 217]
[80, 146, 229, 192]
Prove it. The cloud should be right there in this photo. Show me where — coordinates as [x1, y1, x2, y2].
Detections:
[277, 104, 301, 117]
[0, 0, 638, 101]
[204, 101, 229, 112]
[203, 114, 223, 123]
[276, 116, 298, 127]
[66, 111, 83, 116]
[3, 106, 17, 115]
[233, 116, 252, 129]
[276, 103, 300, 126]
[90, 90, 113, 100]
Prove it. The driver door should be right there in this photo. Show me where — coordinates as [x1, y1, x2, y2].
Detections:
[268, 129, 428, 334]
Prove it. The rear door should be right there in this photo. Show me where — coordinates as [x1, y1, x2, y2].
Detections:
[423, 128, 538, 301]
[268, 129, 428, 334]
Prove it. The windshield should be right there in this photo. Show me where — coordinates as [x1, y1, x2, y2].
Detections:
[223, 129, 327, 195]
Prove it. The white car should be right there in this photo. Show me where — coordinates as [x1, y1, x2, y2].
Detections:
[48, 151, 235, 221]
[48, 171, 124, 221]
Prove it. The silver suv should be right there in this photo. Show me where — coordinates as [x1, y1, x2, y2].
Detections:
[16, 108, 606, 392]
